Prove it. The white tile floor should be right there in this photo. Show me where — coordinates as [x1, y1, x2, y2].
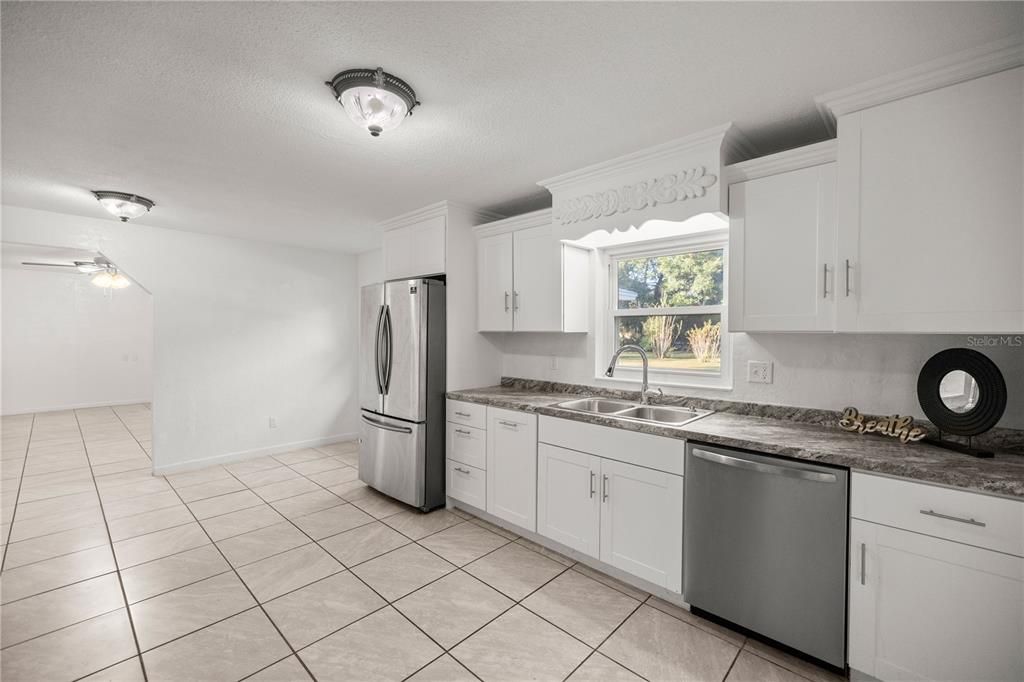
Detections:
[0, 405, 847, 681]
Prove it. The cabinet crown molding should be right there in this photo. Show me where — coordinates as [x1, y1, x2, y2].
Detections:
[379, 200, 505, 232]
[725, 140, 837, 185]
[815, 36, 1024, 134]
[473, 208, 553, 238]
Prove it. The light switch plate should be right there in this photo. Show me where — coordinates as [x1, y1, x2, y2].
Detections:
[747, 360, 773, 384]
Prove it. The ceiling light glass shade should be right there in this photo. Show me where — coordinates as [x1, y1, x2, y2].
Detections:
[327, 67, 419, 137]
[91, 270, 131, 289]
[92, 191, 155, 222]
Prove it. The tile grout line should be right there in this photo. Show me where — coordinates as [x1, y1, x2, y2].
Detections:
[162, 466, 323, 682]
[0, 414, 37, 573]
[106, 406, 320, 679]
[74, 406, 151, 681]
[215, 462, 465, 677]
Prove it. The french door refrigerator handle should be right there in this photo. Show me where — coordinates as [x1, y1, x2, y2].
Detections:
[690, 448, 838, 483]
[382, 305, 394, 394]
[373, 304, 385, 395]
[361, 414, 413, 434]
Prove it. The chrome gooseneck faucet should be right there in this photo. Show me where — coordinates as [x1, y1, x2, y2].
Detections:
[605, 344, 663, 405]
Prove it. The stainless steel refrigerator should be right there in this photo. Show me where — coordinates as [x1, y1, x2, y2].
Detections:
[359, 279, 446, 511]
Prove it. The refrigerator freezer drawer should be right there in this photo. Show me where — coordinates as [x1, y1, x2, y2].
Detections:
[359, 411, 425, 508]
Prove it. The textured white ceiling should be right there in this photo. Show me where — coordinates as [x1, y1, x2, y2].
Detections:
[2, 2, 1021, 253]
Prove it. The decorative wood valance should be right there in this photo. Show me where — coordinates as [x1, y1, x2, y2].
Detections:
[536, 123, 755, 241]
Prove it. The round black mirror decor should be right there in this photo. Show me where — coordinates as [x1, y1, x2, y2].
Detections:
[917, 348, 1006, 458]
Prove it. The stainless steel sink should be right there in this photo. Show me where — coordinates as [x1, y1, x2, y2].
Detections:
[553, 398, 711, 426]
[615, 405, 708, 426]
[556, 397, 638, 414]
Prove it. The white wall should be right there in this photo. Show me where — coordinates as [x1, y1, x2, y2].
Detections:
[1, 205, 360, 473]
[500, 331, 1024, 430]
[357, 249, 383, 287]
[2, 267, 153, 414]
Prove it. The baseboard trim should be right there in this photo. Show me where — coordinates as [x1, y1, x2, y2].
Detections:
[2, 399, 152, 416]
[152, 432, 358, 475]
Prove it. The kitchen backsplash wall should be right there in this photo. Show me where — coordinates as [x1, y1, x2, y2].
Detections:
[498, 331, 1024, 430]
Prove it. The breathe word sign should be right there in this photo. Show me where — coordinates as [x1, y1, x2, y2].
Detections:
[838, 407, 927, 444]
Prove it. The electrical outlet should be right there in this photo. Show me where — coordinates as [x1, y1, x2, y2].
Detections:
[747, 360, 773, 384]
[550, 356, 559, 370]
[268, 417, 277, 429]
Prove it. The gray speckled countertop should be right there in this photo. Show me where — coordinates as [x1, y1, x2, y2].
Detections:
[447, 385, 1024, 501]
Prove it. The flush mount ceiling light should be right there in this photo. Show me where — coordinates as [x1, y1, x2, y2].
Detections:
[91, 267, 131, 289]
[92, 191, 155, 222]
[326, 67, 419, 137]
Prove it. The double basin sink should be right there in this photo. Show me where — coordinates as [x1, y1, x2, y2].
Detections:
[553, 397, 712, 427]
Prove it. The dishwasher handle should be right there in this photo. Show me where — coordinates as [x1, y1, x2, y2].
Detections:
[690, 448, 838, 483]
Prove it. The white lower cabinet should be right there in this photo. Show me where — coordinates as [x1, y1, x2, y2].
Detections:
[599, 458, 683, 593]
[848, 473, 1024, 682]
[536, 441, 684, 592]
[537, 444, 601, 558]
[447, 460, 486, 510]
[486, 407, 538, 531]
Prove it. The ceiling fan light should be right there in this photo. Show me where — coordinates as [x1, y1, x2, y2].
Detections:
[93, 191, 155, 222]
[327, 67, 418, 137]
[91, 271, 114, 287]
[110, 273, 131, 289]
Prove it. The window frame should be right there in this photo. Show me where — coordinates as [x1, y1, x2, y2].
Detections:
[596, 230, 732, 390]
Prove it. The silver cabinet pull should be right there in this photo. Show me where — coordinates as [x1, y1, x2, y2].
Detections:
[454, 466, 471, 474]
[602, 474, 609, 502]
[513, 291, 520, 311]
[589, 471, 596, 498]
[920, 509, 986, 527]
[454, 411, 471, 418]
[454, 428, 471, 436]
[859, 542, 866, 585]
[498, 420, 519, 429]
[504, 291, 510, 313]
[844, 259, 852, 297]
[822, 263, 829, 298]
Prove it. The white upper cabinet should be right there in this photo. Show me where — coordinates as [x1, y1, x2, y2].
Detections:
[382, 214, 446, 280]
[476, 210, 590, 333]
[727, 142, 837, 332]
[829, 66, 1024, 333]
[477, 233, 514, 331]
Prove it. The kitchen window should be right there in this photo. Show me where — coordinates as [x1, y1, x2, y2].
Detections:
[601, 235, 730, 389]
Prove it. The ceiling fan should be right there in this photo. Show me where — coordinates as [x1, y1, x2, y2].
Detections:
[20, 256, 131, 288]
[20, 255, 111, 273]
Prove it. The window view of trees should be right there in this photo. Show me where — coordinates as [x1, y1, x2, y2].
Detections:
[614, 249, 724, 372]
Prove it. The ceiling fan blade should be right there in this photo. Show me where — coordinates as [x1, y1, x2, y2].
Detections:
[21, 261, 79, 268]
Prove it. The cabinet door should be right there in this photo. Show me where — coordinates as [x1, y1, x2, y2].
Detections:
[477, 233, 514, 332]
[836, 68, 1024, 332]
[537, 444, 601, 558]
[849, 519, 1023, 682]
[382, 216, 447, 280]
[729, 163, 836, 331]
[486, 407, 538, 531]
[599, 459, 683, 592]
[512, 225, 562, 332]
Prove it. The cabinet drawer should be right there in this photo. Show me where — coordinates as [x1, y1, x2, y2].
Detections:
[851, 473, 1024, 557]
[448, 460, 485, 509]
[447, 422, 486, 470]
[446, 400, 486, 429]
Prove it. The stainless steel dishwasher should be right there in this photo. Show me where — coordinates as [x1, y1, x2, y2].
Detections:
[683, 442, 848, 670]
